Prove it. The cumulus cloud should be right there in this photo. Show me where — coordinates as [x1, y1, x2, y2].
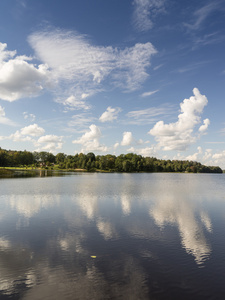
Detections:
[132, 0, 165, 32]
[201, 150, 225, 169]
[114, 142, 119, 149]
[149, 88, 209, 151]
[7, 124, 45, 142]
[136, 146, 156, 157]
[0, 124, 63, 153]
[99, 106, 121, 123]
[199, 118, 210, 133]
[9, 131, 32, 142]
[20, 124, 45, 136]
[72, 124, 108, 152]
[121, 132, 134, 146]
[28, 29, 156, 102]
[185, 146, 202, 161]
[184, 148, 225, 169]
[36, 134, 63, 152]
[0, 42, 50, 101]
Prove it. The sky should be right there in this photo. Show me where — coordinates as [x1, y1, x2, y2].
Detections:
[0, 0, 225, 168]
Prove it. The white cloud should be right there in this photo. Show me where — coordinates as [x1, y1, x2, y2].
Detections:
[0, 42, 16, 61]
[28, 29, 157, 101]
[37, 135, 62, 143]
[62, 95, 91, 111]
[185, 146, 202, 161]
[149, 88, 209, 151]
[132, 0, 165, 32]
[202, 149, 213, 161]
[0, 42, 50, 101]
[72, 124, 108, 152]
[9, 131, 32, 142]
[141, 89, 159, 97]
[202, 150, 225, 169]
[138, 146, 156, 156]
[0, 105, 16, 126]
[127, 146, 156, 157]
[36, 135, 63, 152]
[114, 142, 119, 149]
[99, 106, 121, 123]
[7, 124, 45, 142]
[20, 124, 45, 136]
[121, 132, 134, 146]
[0, 105, 5, 117]
[199, 118, 210, 133]
[153, 64, 163, 71]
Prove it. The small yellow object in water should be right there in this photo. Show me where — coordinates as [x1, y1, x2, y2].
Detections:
[91, 256, 97, 258]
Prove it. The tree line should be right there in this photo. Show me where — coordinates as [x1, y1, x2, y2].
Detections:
[0, 148, 222, 173]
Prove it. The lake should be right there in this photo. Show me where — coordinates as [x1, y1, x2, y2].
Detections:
[0, 172, 225, 299]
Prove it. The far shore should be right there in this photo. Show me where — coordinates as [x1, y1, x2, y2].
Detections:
[1, 167, 224, 175]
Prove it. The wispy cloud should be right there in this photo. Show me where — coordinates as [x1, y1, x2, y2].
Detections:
[176, 60, 211, 74]
[132, 0, 165, 32]
[193, 31, 225, 48]
[23, 112, 36, 122]
[153, 64, 163, 71]
[68, 113, 95, 130]
[126, 105, 174, 125]
[141, 89, 159, 97]
[28, 28, 157, 104]
[184, 1, 222, 31]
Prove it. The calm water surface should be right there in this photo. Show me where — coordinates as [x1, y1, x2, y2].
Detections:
[0, 172, 225, 299]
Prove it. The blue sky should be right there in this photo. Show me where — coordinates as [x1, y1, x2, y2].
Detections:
[0, 0, 225, 167]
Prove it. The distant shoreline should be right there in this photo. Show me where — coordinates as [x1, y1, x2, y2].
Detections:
[0, 149, 223, 174]
[0, 167, 224, 176]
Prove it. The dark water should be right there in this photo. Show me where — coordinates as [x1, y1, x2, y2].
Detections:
[0, 172, 225, 299]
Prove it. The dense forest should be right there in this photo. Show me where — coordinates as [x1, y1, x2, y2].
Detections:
[0, 148, 223, 173]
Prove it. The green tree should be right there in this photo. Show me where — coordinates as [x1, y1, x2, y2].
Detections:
[56, 153, 67, 164]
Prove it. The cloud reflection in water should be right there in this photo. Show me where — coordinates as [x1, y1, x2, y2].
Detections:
[149, 180, 212, 264]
